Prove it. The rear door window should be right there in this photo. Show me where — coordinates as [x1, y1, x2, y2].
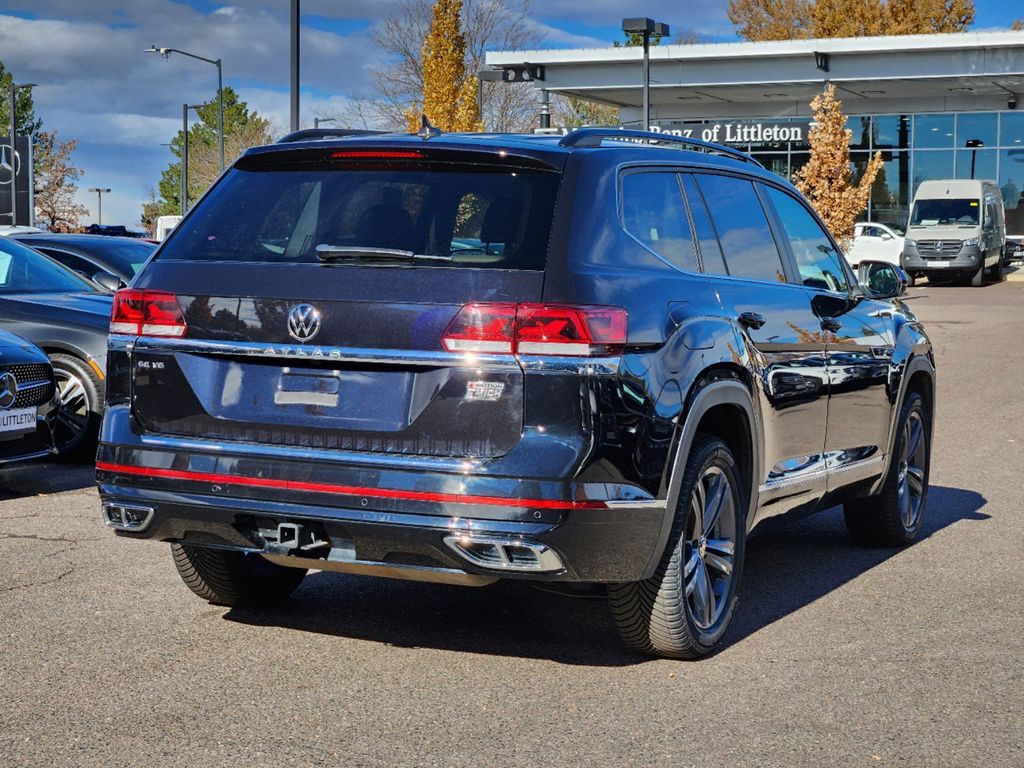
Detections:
[680, 175, 728, 276]
[620, 172, 699, 272]
[695, 174, 787, 283]
[158, 155, 561, 270]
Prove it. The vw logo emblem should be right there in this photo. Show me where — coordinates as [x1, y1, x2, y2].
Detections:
[287, 304, 322, 342]
[0, 372, 18, 409]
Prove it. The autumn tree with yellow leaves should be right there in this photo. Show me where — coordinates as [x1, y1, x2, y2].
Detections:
[729, 0, 974, 41]
[405, 0, 482, 133]
[793, 85, 884, 246]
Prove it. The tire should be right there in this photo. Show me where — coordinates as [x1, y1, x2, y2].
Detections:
[906, 273, 917, 287]
[967, 259, 985, 287]
[48, 353, 101, 461]
[170, 543, 307, 607]
[844, 391, 930, 547]
[608, 434, 746, 659]
[988, 256, 1005, 282]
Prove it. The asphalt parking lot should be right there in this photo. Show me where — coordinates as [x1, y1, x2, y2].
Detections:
[2, 279, 1023, 768]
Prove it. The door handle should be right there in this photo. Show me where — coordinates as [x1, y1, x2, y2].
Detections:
[820, 317, 842, 333]
[737, 311, 767, 330]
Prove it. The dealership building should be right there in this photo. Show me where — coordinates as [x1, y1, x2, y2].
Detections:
[487, 31, 1024, 234]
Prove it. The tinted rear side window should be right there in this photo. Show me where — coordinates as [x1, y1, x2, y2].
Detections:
[158, 159, 561, 270]
[680, 175, 728, 276]
[696, 174, 786, 283]
[620, 172, 698, 272]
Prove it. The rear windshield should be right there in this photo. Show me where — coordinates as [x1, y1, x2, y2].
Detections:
[910, 198, 980, 226]
[158, 160, 561, 270]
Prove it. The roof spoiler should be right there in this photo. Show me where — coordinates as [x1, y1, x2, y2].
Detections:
[277, 128, 390, 144]
[558, 127, 763, 167]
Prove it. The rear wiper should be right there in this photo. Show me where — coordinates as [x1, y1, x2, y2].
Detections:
[315, 245, 452, 262]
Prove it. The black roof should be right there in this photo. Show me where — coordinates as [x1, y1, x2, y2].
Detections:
[243, 127, 774, 180]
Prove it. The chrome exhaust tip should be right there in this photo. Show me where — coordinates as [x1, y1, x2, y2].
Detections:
[102, 502, 155, 532]
[443, 534, 564, 573]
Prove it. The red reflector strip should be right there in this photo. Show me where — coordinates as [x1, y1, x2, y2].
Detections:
[330, 150, 425, 159]
[95, 462, 607, 510]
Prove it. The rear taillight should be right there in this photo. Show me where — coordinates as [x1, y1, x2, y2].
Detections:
[442, 303, 627, 357]
[110, 289, 187, 338]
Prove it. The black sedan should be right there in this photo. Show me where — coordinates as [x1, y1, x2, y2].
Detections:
[13, 234, 155, 289]
[0, 329, 59, 466]
[0, 236, 112, 459]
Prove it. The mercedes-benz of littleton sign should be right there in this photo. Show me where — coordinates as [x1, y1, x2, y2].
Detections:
[486, 31, 1024, 250]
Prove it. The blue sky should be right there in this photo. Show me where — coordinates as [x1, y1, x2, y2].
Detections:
[0, 0, 1021, 227]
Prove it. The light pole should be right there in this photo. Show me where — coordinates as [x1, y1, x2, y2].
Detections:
[88, 188, 111, 225]
[965, 138, 984, 179]
[181, 103, 203, 215]
[146, 46, 225, 173]
[313, 117, 336, 129]
[8, 81, 36, 227]
[291, 0, 300, 131]
[621, 18, 669, 132]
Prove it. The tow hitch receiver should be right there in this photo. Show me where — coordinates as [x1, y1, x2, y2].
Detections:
[264, 521, 330, 556]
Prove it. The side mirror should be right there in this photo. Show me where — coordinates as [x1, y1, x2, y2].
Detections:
[880, 232, 893, 241]
[858, 261, 908, 299]
[92, 271, 123, 293]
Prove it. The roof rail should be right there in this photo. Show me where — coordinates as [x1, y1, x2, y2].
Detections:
[277, 128, 389, 144]
[558, 127, 763, 167]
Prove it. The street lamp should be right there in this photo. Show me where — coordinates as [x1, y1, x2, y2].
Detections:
[965, 138, 984, 179]
[7, 82, 36, 227]
[88, 188, 111, 225]
[621, 17, 669, 132]
[313, 117, 336, 129]
[181, 103, 204, 216]
[146, 46, 225, 173]
[291, 0, 301, 131]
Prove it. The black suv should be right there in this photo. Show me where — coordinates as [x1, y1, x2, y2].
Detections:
[97, 128, 935, 659]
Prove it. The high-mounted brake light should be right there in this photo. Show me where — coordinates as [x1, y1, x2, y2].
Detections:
[441, 303, 627, 357]
[330, 150, 425, 160]
[110, 289, 187, 338]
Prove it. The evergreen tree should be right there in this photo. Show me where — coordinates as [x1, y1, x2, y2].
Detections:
[154, 86, 272, 217]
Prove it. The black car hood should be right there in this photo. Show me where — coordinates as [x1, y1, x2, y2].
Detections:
[0, 328, 49, 362]
[2, 292, 112, 328]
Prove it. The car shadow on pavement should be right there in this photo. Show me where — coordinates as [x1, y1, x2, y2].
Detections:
[0, 460, 95, 500]
[724, 485, 988, 649]
[223, 485, 986, 666]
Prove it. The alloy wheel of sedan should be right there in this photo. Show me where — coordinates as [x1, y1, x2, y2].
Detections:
[683, 464, 737, 630]
[54, 368, 91, 453]
[896, 409, 927, 530]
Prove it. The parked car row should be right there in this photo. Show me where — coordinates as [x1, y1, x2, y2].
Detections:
[0, 232, 155, 466]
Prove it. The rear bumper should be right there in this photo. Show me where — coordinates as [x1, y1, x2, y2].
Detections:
[96, 431, 666, 584]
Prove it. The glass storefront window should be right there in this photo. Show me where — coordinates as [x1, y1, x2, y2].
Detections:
[1000, 148, 1024, 237]
[913, 150, 954, 191]
[789, 152, 810, 183]
[1002, 113, 1024, 146]
[848, 116, 870, 150]
[872, 152, 911, 227]
[873, 115, 911, 150]
[955, 148, 996, 181]
[755, 153, 789, 179]
[957, 113, 997, 148]
[914, 114, 955, 149]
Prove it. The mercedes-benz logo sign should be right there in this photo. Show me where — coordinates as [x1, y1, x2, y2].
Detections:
[287, 304, 322, 342]
[934, 241, 944, 251]
[0, 145, 19, 186]
[0, 372, 18, 409]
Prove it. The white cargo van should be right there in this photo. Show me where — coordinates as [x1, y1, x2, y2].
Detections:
[901, 179, 1006, 287]
[155, 215, 182, 242]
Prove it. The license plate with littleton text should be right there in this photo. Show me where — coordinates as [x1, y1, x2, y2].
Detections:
[0, 407, 36, 435]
